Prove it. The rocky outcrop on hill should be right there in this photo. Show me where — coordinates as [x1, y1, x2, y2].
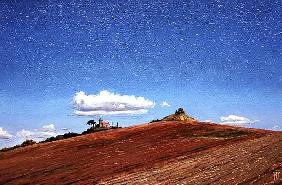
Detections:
[162, 108, 196, 122]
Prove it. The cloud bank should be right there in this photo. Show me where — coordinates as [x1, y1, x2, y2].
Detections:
[0, 127, 12, 139]
[219, 115, 258, 127]
[73, 90, 155, 116]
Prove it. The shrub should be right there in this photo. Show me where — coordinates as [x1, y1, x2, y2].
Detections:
[21, 140, 36, 147]
[150, 119, 161, 123]
[0, 139, 36, 152]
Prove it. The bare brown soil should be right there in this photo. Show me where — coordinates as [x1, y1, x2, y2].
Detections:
[0, 121, 281, 185]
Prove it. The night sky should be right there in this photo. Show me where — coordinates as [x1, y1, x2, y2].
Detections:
[0, 0, 281, 148]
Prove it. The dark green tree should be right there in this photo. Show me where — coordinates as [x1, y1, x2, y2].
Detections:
[175, 108, 185, 115]
[87, 120, 97, 128]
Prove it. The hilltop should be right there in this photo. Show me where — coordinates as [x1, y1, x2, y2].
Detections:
[0, 114, 281, 184]
[161, 107, 196, 122]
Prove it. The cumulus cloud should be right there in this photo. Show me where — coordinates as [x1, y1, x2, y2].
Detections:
[73, 90, 155, 116]
[219, 115, 258, 127]
[0, 127, 12, 139]
[17, 124, 57, 140]
[17, 129, 33, 138]
[160, 101, 170, 107]
[40, 124, 56, 132]
[34, 131, 57, 139]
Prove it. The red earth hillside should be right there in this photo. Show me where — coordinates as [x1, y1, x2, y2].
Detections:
[0, 118, 281, 184]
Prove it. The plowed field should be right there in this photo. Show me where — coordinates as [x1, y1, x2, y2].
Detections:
[0, 121, 281, 185]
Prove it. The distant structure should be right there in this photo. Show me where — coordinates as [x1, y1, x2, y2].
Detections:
[161, 108, 196, 122]
[86, 118, 110, 129]
[98, 118, 110, 128]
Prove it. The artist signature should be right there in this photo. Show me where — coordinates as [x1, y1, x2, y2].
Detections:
[273, 171, 280, 182]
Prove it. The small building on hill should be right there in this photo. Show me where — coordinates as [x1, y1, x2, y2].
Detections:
[98, 118, 110, 128]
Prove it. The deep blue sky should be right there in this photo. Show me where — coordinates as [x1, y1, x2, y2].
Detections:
[0, 0, 281, 147]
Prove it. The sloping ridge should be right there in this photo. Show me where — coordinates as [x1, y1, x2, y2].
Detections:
[0, 120, 281, 185]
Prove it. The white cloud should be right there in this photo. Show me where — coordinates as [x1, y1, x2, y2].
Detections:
[34, 131, 57, 139]
[41, 124, 55, 132]
[272, 125, 281, 131]
[73, 90, 155, 116]
[17, 129, 33, 138]
[0, 127, 12, 139]
[16, 124, 57, 140]
[219, 115, 258, 127]
[160, 101, 170, 107]
[201, 120, 213, 123]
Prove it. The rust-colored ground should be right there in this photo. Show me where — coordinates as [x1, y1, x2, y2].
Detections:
[0, 121, 281, 185]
